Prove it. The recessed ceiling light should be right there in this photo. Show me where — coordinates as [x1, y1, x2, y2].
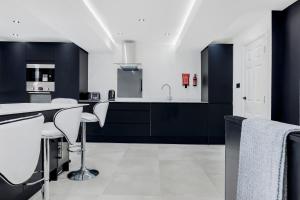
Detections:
[164, 32, 171, 37]
[12, 19, 21, 24]
[138, 18, 145, 22]
[11, 33, 19, 38]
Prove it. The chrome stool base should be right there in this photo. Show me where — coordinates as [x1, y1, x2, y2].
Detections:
[67, 168, 99, 181]
[67, 122, 99, 181]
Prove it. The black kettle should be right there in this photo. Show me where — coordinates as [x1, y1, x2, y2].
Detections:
[108, 90, 115, 101]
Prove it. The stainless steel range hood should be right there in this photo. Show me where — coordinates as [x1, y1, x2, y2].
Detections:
[115, 40, 141, 70]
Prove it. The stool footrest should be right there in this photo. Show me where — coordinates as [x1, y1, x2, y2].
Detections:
[67, 168, 99, 181]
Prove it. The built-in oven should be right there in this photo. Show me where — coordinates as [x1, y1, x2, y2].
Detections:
[26, 64, 55, 92]
[26, 64, 55, 103]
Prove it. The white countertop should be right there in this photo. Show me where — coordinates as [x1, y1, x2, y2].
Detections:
[80, 98, 206, 103]
[0, 103, 88, 116]
[112, 98, 206, 103]
[79, 98, 206, 103]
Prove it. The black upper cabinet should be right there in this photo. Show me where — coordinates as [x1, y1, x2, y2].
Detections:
[201, 44, 233, 104]
[0, 42, 26, 103]
[54, 43, 88, 99]
[54, 43, 80, 99]
[26, 43, 55, 62]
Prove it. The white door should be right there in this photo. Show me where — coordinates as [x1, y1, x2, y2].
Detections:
[243, 35, 268, 118]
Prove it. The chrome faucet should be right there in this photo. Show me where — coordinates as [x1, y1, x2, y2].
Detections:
[161, 83, 172, 100]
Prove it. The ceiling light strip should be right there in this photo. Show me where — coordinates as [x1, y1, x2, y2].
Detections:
[173, 0, 197, 46]
[82, 0, 117, 46]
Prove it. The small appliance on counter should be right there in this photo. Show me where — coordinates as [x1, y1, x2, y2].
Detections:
[79, 92, 89, 100]
[79, 92, 101, 102]
[89, 92, 101, 101]
[108, 90, 115, 101]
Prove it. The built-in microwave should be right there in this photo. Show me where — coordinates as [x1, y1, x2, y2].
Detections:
[26, 64, 55, 92]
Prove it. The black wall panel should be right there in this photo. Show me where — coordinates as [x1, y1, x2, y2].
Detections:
[272, 1, 300, 125]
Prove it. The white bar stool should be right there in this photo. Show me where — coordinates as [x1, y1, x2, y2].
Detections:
[42, 106, 82, 200]
[0, 114, 45, 197]
[67, 101, 109, 181]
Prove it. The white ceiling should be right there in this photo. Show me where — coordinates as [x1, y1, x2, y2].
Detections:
[0, 0, 297, 52]
[180, 0, 297, 51]
[90, 0, 196, 45]
[0, 1, 67, 42]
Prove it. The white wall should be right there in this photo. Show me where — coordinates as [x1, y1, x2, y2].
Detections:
[232, 12, 272, 118]
[88, 44, 201, 100]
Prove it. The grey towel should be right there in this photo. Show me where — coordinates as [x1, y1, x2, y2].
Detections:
[236, 118, 300, 200]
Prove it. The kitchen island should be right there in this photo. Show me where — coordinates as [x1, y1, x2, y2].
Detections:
[0, 103, 86, 200]
[80, 98, 232, 144]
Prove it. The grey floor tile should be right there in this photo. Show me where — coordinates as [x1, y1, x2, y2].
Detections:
[103, 173, 161, 196]
[29, 143, 225, 200]
[99, 195, 161, 200]
[159, 160, 221, 198]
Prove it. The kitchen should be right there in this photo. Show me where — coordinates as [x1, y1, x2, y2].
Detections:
[1, 0, 300, 200]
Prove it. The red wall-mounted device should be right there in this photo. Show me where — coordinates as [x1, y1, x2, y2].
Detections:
[182, 73, 190, 88]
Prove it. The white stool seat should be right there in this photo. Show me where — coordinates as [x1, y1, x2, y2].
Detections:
[42, 122, 63, 139]
[81, 112, 98, 123]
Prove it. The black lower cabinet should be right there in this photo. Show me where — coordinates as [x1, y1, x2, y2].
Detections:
[151, 103, 208, 144]
[86, 103, 150, 142]
[208, 104, 233, 144]
[84, 102, 232, 144]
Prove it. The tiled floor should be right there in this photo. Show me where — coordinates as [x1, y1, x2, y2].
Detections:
[30, 143, 225, 200]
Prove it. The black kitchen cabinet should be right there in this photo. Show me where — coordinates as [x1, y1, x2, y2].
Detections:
[0, 42, 88, 102]
[54, 43, 80, 99]
[208, 104, 233, 144]
[201, 44, 233, 104]
[151, 103, 208, 143]
[0, 42, 26, 103]
[83, 102, 229, 144]
[85, 103, 151, 142]
[26, 43, 55, 62]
